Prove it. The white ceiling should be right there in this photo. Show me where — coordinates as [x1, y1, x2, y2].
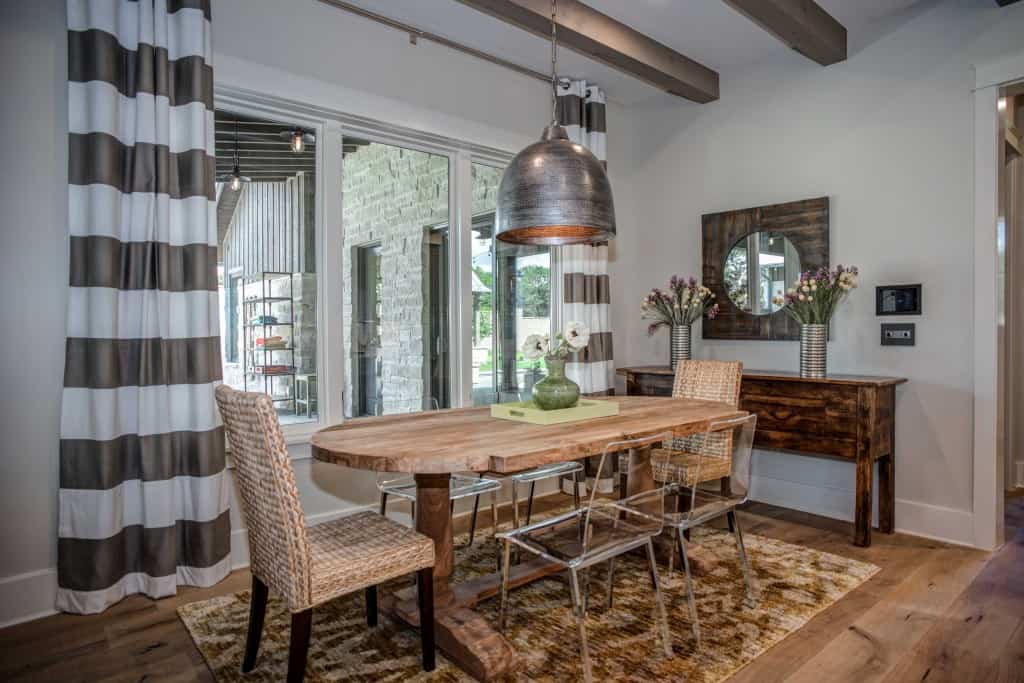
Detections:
[332, 0, 928, 105]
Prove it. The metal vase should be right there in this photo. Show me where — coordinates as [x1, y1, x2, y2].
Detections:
[670, 324, 692, 371]
[799, 324, 828, 378]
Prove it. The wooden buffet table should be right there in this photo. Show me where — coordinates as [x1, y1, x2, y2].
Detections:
[311, 396, 743, 681]
[617, 366, 908, 548]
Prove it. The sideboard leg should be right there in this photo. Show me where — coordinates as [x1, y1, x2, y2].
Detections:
[878, 453, 895, 534]
[854, 455, 873, 547]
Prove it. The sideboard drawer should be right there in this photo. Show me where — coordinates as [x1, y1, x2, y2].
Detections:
[632, 373, 673, 397]
[741, 379, 858, 459]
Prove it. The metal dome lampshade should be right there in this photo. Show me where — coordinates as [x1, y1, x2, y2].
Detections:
[495, 0, 616, 246]
[495, 124, 615, 245]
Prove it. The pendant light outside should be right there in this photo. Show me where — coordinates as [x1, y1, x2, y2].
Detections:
[495, 0, 615, 245]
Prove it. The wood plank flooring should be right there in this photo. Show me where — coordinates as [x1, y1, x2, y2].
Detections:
[1, 497, 1021, 682]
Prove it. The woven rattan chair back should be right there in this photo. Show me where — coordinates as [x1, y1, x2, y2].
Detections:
[215, 384, 312, 611]
[670, 359, 743, 459]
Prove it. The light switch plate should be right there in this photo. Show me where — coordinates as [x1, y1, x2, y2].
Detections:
[881, 322, 915, 346]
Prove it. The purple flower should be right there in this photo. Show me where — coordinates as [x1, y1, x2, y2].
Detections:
[647, 323, 660, 336]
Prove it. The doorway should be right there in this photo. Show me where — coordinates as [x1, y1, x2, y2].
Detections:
[999, 83, 1024, 497]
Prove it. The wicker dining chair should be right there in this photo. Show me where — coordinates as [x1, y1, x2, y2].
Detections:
[215, 385, 437, 683]
[619, 360, 743, 519]
[497, 432, 675, 683]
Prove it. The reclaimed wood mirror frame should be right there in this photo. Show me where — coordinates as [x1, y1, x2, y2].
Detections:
[702, 196, 830, 340]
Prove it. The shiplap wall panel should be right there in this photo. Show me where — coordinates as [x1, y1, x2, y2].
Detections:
[223, 174, 314, 275]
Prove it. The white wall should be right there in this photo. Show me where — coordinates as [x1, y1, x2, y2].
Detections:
[0, 0, 69, 627]
[0, 0, 636, 627]
[615, 0, 1024, 546]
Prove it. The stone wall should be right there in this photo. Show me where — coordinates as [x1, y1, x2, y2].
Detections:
[341, 145, 500, 415]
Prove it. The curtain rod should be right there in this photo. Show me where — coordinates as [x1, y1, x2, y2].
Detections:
[316, 0, 552, 84]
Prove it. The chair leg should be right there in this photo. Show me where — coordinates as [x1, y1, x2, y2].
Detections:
[645, 539, 674, 658]
[525, 481, 537, 525]
[511, 481, 520, 529]
[730, 510, 757, 603]
[677, 527, 701, 646]
[618, 467, 628, 500]
[242, 576, 268, 673]
[498, 540, 512, 632]
[573, 469, 583, 510]
[568, 568, 594, 683]
[287, 609, 313, 683]
[606, 558, 615, 609]
[726, 506, 735, 533]
[468, 495, 480, 546]
[417, 567, 436, 672]
[379, 492, 388, 517]
[365, 585, 378, 627]
[492, 489, 501, 572]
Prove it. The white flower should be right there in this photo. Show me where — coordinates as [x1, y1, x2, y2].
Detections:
[564, 321, 591, 350]
[807, 295, 814, 302]
[521, 334, 548, 360]
[810, 283, 817, 292]
[798, 294, 806, 301]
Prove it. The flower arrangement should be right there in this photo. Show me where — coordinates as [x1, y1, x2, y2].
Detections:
[640, 275, 720, 335]
[771, 265, 859, 324]
[521, 321, 591, 361]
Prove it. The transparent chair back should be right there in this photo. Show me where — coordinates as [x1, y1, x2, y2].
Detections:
[676, 413, 758, 523]
[376, 397, 440, 493]
[567, 431, 674, 568]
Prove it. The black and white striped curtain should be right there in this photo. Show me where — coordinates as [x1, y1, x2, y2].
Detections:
[556, 80, 614, 394]
[58, 0, 229, 614]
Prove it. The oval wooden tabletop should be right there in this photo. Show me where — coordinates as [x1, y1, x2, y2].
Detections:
[311, 395, 745, 474]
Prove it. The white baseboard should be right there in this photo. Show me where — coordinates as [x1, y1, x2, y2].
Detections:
[750, 473, 976, 547]
[0, 568, 58, 629]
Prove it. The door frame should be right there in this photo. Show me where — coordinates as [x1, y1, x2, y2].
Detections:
[972, 50, 1024, 550]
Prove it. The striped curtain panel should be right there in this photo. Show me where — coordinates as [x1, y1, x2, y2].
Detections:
[58, 0, 230, 614]
[556, 80, 614, 395]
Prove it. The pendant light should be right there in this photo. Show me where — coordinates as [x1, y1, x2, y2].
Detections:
[219, 119, 250, 191]
[495, 0, 615, 245]
[280, 128, 315, 153]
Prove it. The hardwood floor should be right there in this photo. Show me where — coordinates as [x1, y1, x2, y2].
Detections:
[1, 498, 1022, 682]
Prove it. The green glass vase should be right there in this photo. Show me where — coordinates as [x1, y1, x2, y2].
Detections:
[532, 357, 581, 410]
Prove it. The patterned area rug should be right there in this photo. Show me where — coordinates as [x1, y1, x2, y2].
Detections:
[179, 522, 878, 682]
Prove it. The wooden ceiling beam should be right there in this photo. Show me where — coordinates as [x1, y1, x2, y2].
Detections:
[722, 0, 847, 66]
[455, 0, 719, 103]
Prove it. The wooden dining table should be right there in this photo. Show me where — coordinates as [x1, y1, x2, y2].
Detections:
[311, 395, 744, 681]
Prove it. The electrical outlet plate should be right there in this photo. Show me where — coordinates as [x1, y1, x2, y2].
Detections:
[881, 322, 915, 346]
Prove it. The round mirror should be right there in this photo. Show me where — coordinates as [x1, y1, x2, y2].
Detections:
[723, 231, 801, 315]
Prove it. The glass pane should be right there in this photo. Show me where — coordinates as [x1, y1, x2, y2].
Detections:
[215, 109, 318, 425]
[342, 141, 450, 416]
[470, 162, 550, 406]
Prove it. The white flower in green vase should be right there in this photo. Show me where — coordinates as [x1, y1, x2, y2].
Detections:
[521, 334, 547, 361]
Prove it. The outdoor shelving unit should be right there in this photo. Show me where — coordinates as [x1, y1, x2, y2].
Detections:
[242, 271, 297, 414]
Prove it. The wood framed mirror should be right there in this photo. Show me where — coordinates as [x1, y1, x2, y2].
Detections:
[702, 196, 829, 340]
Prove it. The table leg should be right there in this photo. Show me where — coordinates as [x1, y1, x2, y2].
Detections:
[878, 453, 895, 534]
[854, 455, 873, 547]
[384, 473, 519, 681]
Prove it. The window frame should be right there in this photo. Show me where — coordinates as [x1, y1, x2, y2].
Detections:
[214, 86, 522, 450]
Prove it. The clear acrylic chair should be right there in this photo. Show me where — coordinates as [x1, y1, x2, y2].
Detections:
[614, 413, 758, 646]
[480, 392, 585, 536]
[377, 398, 502, 545]
[497, 432, 675, 683]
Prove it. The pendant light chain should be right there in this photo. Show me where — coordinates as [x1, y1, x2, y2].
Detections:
[550, 0, 558, 127]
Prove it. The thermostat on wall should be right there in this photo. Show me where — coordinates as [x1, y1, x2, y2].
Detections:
[876, 284, 921, 315]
